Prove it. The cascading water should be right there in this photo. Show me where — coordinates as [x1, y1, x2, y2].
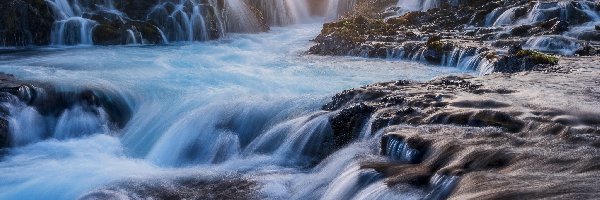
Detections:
[491, 7, 522, 27]
[486, 0, 600, 27]
[246, 0, 312, 26]
[524, 35, 582, 55]
[46, 0, 106, 45]
[147, 0, 221, 42]
[222, 0, 266, 33]
[387, 44, 495, 75]
[0, 24, 466, 199]
[397, 0, 441, 12]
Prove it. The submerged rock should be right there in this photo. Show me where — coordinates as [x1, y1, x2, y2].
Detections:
[0, 73, 132, 149]
[494, 46, 560, 73]
[80, 176, 259, 200]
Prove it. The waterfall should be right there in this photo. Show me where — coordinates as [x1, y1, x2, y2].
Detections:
[147, 1, 221, 42]
[223, 0, 265, 33]
[126, 29, 138, 45]
[382, 135, 424, 163]
[246, 0, 312, 26]
[387, 44, 496, 75]
[489, 1, 600, 27]
[144, 102, 334, 167]
[53, 105, 111, 140]
[45, 0, 114, 45]
[523, 35, 581, 56]
[492, 7, 521, 27]
[2, 95, 46, 146]
[397, 0, 441, 12]
[1, 92, 113, 147]
[325, 0, 357, 21]
[484, 7, 507, 27]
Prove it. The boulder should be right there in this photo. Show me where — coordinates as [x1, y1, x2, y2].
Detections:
[0, 0, 54, 46]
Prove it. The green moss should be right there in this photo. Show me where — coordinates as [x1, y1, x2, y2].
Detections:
[515, 50, 559, 65]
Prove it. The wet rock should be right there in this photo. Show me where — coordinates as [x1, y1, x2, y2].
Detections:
[122, 0, 161, 20]
[0, 118, 8, 149]
[0, 0, 54, 46]
[423, 36, 447, 64]
[575, 44, 599, 56]
[92, 24, 122, 45]
[494, 46, 559, 73]
[80, 177, 259, 200]
[92, 19, 165, 45]
[329, 103, 375, 147]
[550, 20, 569, 34]
[0, 72, 133, 149]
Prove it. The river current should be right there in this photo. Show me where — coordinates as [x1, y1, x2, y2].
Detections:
[0, 23, 463, 199]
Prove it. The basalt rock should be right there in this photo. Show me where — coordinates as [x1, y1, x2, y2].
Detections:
[0, 0, 54, 46]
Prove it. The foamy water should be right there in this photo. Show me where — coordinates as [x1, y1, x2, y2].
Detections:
[0, 23, 464, 199]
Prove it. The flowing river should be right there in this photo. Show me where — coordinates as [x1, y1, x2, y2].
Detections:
[0, 23, 464, 199]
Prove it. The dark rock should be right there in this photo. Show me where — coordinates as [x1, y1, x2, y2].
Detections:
[575, 45, 598, 56]
[0, 118, 8, 149]
[510, 25, 532, 37]
[329, 103, 375, 147]
[0, 0, 55, 46]
[93, 24, 122, 45]
[123, 0, 161, 20]
[550, 20, 569, 34]
[495, 49, 559, 73]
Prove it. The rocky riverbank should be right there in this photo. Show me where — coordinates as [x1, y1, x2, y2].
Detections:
[309, 0, 600, 74]
[321, 56, 600, 198]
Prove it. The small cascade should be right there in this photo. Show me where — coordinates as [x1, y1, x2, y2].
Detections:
[524, 35, 581, 55]
[246, 0, 311, 26]
[1, 95, 46, 146]
[320, 165, 383, 200]
[387, 43, 496, 74]
[424, 174, 460, 200]
[1, 93, 112, 147]
[492, 7, 522, 27]
[145, 102, 334, 167]
[382, 135, 425, 163]
[325, 0, 357, 21]
[488, 1, 600, 27]
[53, 105, 111, 140]
[125, 29, 138, 45]
[147, 0, 223, 42]
[45, 0, 115, 45]
[222, 0, 265, 33]
[397, 0, 441, 12]
[523, 1, 600, 25]
[0, 84, 131, 148]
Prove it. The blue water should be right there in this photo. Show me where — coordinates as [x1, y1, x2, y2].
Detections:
[0, 23, 464, 199]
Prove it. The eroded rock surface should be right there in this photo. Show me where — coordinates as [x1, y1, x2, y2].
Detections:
[323, 57, 600, 198]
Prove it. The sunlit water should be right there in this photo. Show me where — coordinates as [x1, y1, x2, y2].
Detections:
[0, 23, 464, 199]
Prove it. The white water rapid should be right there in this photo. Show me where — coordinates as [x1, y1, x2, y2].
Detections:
[0, 23, 465, 199]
